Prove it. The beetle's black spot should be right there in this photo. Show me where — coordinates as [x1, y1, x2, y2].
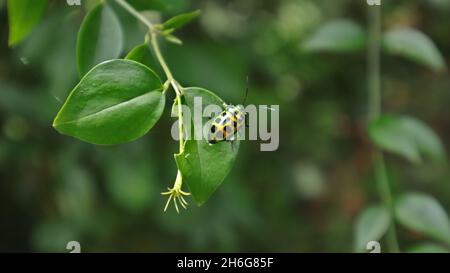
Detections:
[233, 121, 238, 128]
[222, 112, 227, 117]
[211, 125, 216, 133]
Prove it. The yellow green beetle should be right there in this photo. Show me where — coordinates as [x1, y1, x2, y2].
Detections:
[207, 83, 249, 146]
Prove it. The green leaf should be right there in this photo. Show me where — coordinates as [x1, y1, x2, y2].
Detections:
[369, 115, 446, 164]
[77, 3, 123, 77]
[161, 10, 200, 31]
[126, 0, 172, 11]
[302, 19, 366, 53]
[164, 34, 183, 45]
[175, 87, 239, 205]
[125, 43, 164, 81]
[354, 205, 390, 252]
[407, 243, 449, 253]
[395, 192, 450, 245]
[7, 0, 48, 46]
[53, 59, 165, 145]
[382, 28, 447, 73]
[125, 43, 157, 69]
[84, 0, 103, 12]
[161, 28, 176, 36]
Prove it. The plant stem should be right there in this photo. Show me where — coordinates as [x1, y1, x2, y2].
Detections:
[150, 32, 173, 80]
[115, 0, 154, 30]
[115, 0, 186, 188]
[151, 32, 185, 154]
[368, 6, 380, 121]
[374, 151, 399, 252]
[367, 5, 400, 253]
[150, 32, 185, 154]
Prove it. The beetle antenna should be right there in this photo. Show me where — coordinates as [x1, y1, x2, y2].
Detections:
[242, 76, 249, 105]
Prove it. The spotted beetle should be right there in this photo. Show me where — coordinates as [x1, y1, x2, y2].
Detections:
[207, 81, 249, 147]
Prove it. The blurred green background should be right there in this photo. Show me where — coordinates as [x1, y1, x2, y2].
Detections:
[1, 0, 450, 252]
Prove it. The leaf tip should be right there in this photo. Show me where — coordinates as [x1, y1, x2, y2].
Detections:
[195, 200, 205, 207]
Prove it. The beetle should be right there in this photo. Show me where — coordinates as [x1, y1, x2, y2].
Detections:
[207, 82, 249, 147]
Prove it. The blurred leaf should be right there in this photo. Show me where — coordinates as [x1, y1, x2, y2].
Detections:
[161, 28, 175, 36]
[125, 43, 158, 70]
[407, 243, 449, 253]
[369, 115, 446, 164]
[175, 87, 239, 205]
[7, 0, 48, 46]
[126, 0, 163, 10]
[427, 0, 450, 10]
[53, 60, 164, 145]
[16, 7, 69, 63]
[165, 34, 183, 45]
[77, 3, 123, 76]
[293, 162, 325, 199]
[126, 0, 185, 11]
[354, 205, 390, 252]
[14, 8, 80, 103]
[382, 28, 447, 73]
[84, 0, 102, 12]
[395, 192, 450, 245]
[302, 19, 366, 53]
[161, 10, 200, 31]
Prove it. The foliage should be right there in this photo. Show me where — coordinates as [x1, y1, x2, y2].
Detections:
[76, 3, 123, 76]
[7, 0, 237, 208]
[354, 205, 390, 252]
[302, 19, 366, 53]
[382, 28, 447, 73]
[53, 60, 165, 145]
[6, 0, 47, 46]
[175, 87, 239, 205]
[369, 115, 445, 164]
[395, 192, 450, 245]
[1, 0, 450, 253]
